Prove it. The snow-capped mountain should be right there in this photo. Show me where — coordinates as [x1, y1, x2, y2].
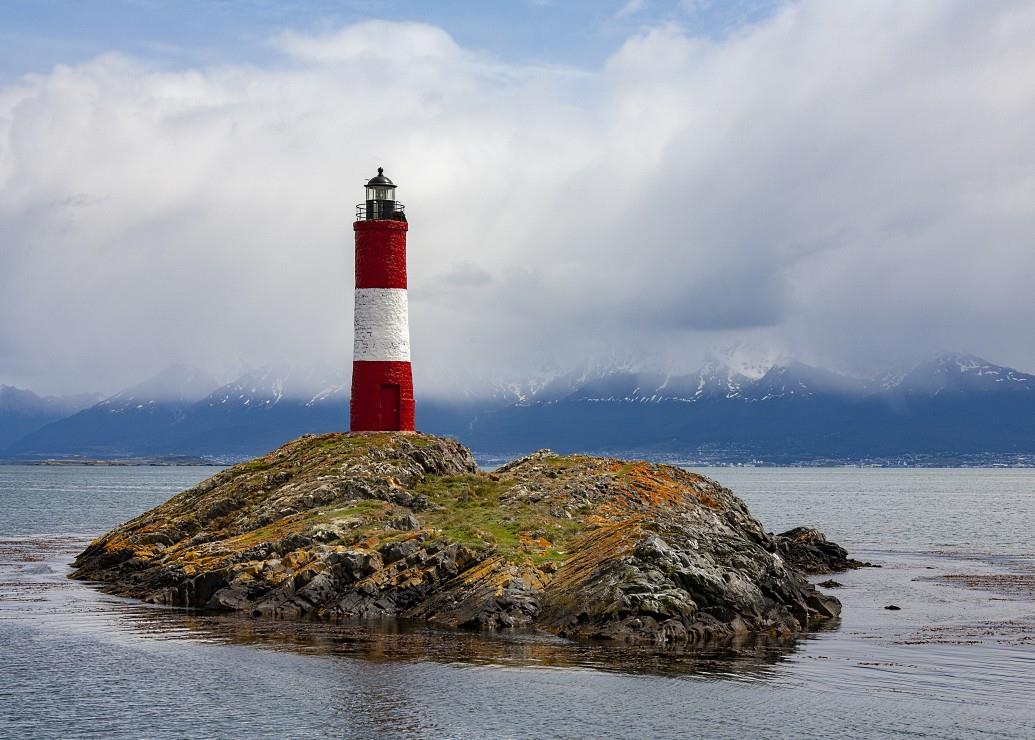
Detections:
[735, 362, 867, 401]
[94, 365, 217, 414]
[548, 362, 755, 404]
[7, 366, 216, 457]
[203, 367, 288, 410]
[4, 353, 1034, 464]
[201, 365, 349, 410]
[6, 363, 355, 460]
[502, 360, 863, 406]
[895, 353, 1034, 396]
[688, 361, 754, 400]
[490, 361, 641, 406]
[464, 353, 1035, 460]
[505, 353, 1033, 409]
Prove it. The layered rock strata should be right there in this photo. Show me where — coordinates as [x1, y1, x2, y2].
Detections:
[73, 433, 848, 644]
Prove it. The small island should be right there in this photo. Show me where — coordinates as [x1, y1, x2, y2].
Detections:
[72, 432, 857, 644]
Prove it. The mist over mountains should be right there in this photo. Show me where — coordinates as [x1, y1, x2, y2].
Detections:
[467, 353, 1035, 464]
[0, 386, 102, 449]
[2, 353, 1032, 465]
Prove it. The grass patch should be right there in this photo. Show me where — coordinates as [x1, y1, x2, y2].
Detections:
[615, 461, 640, 477]
[232, 499, 396, 549]
[528, 546, 570, 566]
[234, 457, 275, 474]
[542, 455, 591, 469]
[310, 499, 392, 524]
[416, 474, 517, 550]
[415, 473, 585, 564]
[218, 515, 308, 551]
[300, 434, 393, 457]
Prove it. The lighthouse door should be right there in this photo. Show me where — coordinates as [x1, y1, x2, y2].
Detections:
[379, 384, 401, 430]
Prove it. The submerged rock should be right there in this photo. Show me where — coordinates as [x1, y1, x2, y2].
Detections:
[72, 433, 848, 645]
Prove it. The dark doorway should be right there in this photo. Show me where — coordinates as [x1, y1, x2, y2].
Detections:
[379, 384, 401, 430]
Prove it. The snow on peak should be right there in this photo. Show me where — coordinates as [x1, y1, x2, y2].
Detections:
[98, 365, 217, 411]
[892, 354, 1034, 395]
[203, 364, 343, 409]
[708, 343, 787, 381]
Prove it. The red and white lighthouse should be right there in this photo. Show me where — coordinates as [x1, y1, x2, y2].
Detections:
[350, 167, 415, 432]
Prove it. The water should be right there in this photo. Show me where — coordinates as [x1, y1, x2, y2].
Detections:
[2, 465, 1034, 738]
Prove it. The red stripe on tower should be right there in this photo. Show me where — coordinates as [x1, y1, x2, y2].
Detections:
[350, 168, 415, 432]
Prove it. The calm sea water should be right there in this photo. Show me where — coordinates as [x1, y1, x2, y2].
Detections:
[1, 465, 1034, 739]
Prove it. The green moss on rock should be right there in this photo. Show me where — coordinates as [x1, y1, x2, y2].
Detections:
[72, 432, 849, 644]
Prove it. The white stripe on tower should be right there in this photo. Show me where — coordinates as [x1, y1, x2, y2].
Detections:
[353, 288, 410, 361]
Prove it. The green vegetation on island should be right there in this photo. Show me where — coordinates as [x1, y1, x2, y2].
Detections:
[72, 432, 855, 644]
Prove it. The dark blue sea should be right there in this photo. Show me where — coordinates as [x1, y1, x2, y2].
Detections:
[2, 465, 1034, 738]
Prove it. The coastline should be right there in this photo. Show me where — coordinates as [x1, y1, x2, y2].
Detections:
[3, 453, 1035, 468]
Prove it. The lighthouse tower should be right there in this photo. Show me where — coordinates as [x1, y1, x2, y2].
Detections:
[350, 168, 415, 432]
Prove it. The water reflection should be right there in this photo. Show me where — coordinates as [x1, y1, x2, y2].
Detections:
[1, 534, 823, 680]
[7, 467, 1035, 738]
[113, 606, 831, 679]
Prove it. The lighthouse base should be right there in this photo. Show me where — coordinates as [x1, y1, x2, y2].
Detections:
[350, 360, 415, 432]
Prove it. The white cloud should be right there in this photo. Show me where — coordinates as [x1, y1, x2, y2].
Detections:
[615, 0, 647, 19]
[2, 4, 1035, 396]
[271, 21, 463, 65]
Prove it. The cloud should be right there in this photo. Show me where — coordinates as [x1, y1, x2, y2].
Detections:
[615, 0, 647, 19]
[2, 4, 1035, 397]
[271, 21, 463, 65]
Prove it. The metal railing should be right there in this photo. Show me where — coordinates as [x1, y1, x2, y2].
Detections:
[356, 201, 406, 221]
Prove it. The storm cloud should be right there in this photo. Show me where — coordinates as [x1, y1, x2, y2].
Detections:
[2, 1, 1034, 396]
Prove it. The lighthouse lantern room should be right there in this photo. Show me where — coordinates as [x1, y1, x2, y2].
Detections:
[350, 167, 415, 432]
[361, 167, 402, 221]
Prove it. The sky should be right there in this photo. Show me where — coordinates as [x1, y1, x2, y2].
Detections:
[1, 0, 1034, 398]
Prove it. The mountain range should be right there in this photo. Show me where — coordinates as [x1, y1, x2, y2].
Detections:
[463, 353, 1035, 464]
[0, 385, 103, 450]
[2, 353, 1033, 465]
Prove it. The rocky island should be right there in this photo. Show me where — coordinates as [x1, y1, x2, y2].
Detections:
[72, 433, 858, 644]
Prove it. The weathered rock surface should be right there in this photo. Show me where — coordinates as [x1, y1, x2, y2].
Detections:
[72, 433, 849, 644]
[774, 526, 871, 574]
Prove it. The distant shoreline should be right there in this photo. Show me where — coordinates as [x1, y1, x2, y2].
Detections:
[0, 459, 224, 467]
[2, 456, 1034, 469]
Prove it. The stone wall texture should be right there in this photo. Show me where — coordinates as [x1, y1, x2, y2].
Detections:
[353, 288, 410, 362]
[354, 220, 408, 289]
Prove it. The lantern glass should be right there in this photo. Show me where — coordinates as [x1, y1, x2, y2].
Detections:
[366, 186, 394, 201]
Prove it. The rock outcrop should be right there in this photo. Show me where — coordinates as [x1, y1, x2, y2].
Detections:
[774, 526, 872, 574]
[72, 433, 849, 644]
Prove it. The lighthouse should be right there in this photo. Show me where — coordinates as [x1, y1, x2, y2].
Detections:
[350, 167, 415, 432]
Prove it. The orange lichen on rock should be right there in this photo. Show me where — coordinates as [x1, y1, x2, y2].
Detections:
[518, 532, 552, 549]
[457, 555, 508, 591]
[611, 461, 723, 511]
[72, 433, 847, 644]
[546, 518, 642, 595]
